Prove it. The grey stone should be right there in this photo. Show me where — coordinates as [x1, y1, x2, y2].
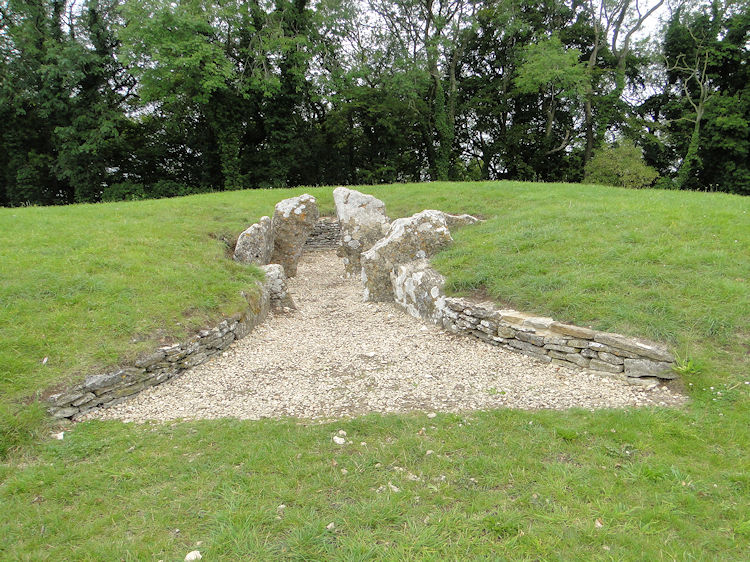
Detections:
[516, 331, 545, 346]
[497, 325, 517, 338]
[544, 336, 570, 346]
[548, 351, 590, 368]
[134, 350, 166, 369]
[72, 392, 96, 407]
[270, 194, 319, 277]
[588, 341, 639, 358]
[549, 322, 596, 339]
[624, 358, 676, 379]
[361, 210, 455, 302]
[84, 368, 146, 394]
[391, 260, 447, 323]
[594, 332, 674, 362]
[509, 339, 547, 355]
[333, 187, 390, 276]
[523, 317, 555, 331]
[49, 391, 88, 407]
[598, 351, 624, 365]
[567, 339, 590, 348]
[260, 263, 296, 309]
[580, 348, 598, 358]
[95, 381, 148, 403]
[180, 352, 208, 369]
[50, 407, 79, 419]
[589, 359, 625, 373]
[515, 348, 553, 363]
[544, 344, 577, 353]
[234, 216, 274, 265]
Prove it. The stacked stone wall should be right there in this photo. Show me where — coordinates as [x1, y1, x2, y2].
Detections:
[47, 285, 270, 420]
[304, 218, 341, 250]
[391, 261, 676, 384]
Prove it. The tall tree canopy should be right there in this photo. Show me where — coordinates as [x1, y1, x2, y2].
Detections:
[0, 0, 747, 205]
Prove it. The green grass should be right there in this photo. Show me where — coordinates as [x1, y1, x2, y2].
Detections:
[1, 181, 749, 559]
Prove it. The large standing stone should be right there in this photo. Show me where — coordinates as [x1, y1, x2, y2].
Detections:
[233, 216, 274, 264]
[270, 194, 319, 277]
[360, 210, 478, 302]
[333, 187, 390, 276]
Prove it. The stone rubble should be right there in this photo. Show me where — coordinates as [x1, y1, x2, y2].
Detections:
[85, 251, 686, 423]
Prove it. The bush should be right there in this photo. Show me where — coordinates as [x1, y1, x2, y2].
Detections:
[584, 141, 659, 189]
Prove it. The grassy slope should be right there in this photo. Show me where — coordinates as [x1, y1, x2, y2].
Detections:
[0, 187, 334, 403]
[1, 182, 749, 559]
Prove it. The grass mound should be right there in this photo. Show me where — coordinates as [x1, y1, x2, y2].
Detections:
[1, 181, 748, 558]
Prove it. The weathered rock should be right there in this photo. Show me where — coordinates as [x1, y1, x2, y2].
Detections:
[360, 210, 456, 302]
[549, 351, 590, 367]
[523, 317, 555, 331]
[623, 358, 676, 379]
[333, 187, 390, 276]
[260, 264, 296, 310]
[597, 351, 624, 365]
[391, 260, 447, 323]
[134, 350, 166, 369]
[442, 213, 481, 229]
[594, 332, 674, 362]
[589, 358, 625, 373]
[234, 216, 274, 265]
[270, 194, 319, 276]
[516, 331, 544, 346]
[550, 322, 596, 339]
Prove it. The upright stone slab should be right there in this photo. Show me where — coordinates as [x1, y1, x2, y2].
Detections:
[234, 216, 274, 264]
[270, 194, 319, 277]
[333, 187, 390, 276]
[360, 210, 478, 302]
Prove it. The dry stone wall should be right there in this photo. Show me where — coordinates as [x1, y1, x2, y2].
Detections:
[47, 194, 322, 421]
[304, 218, 341, 250]
[391, 260, 676, 384]
[47, 284, 271, 420]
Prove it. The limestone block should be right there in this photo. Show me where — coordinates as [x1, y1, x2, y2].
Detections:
[623, 358, 676, 379]
[589, 358, 625, 373]
[391, 259, 447, 323]
[234, 216, 274, 265]
[260, 264, 296, 309]
[270, 194, 319, 277]
[360, 210, 455, 302]
[333, 187, 390, 276]
[594, 332, 674, 362]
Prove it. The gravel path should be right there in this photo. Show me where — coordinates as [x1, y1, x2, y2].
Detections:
[89, 251, 686, 423]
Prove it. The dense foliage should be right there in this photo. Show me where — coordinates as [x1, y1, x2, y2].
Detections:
[1, 0, 747, 205]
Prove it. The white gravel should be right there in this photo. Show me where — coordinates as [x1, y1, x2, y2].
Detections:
[88, 251, 686, 423]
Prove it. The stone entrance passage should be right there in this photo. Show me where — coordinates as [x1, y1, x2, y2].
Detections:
[86, 251, 685, 423]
